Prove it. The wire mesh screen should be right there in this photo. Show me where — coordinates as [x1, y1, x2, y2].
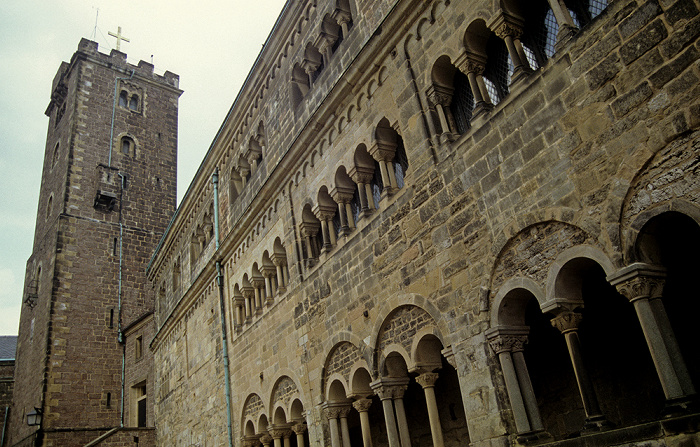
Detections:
[525, 7, 558, 63]
[588, 0, 608, 19]
[372, 161, 383, 209]
[393, 137, 409, 189]
[351, 187, 361, 224]
[483, 34, 512, 105]
[450, 70, 474, 134]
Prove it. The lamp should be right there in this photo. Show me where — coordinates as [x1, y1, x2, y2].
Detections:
[26, 407, 42, 426]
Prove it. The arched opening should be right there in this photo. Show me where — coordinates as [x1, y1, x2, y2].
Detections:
[291, 63, 310, 108]
[634, 211, 700, 391]
[430, 55, 474, 135]
[483, 32, 512, 105]
[300, 204, 322, 267]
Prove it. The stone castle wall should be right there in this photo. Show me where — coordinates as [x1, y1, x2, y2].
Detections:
[150, 0, 700, 445]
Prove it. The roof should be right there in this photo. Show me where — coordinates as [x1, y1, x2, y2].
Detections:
[0, 336, 17, 360]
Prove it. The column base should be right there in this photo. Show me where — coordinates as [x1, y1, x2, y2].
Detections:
[663, 395, 698, 418]
[581, 415, 614, 434]
[516, 429, 551, 445]
[555, 25, 578, 52]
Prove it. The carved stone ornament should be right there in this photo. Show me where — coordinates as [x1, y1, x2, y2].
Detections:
[614, 275, 666, 303]
[352, 397, 373, 412]
[494, 21, 523, 40]
[426, 84, 455, 107]
[292, 422, 308, 435]
[488, 334, 528, 354]
[324, 406, 343, 420]
[550, 311, 583, 334]
[415, 372, 439, 388]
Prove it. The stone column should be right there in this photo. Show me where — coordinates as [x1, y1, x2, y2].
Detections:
[300, 222, 320, 263]
[239, 166, 250, 186]
[426, 84, 456, 142]
[550, 310, 610, 432]
[259, 434, 273, 447]
[268, 428, 285, 447]
[392, 387, 411, 447]
[352, 398, 373, 447]
[302, 58, 321, 85]
[261, 264, 277, 305]
[241, 285, 254, 323]
[292, 422, 307, 447]
[325, 407, 342, 447]
[371, 383, 401, 447]
[282, 429, 293, 447]
[251, 276, 265, 315]
[349, 166, 375, 215]
[546, 0, 578, 45]
[313, 205, 337, 252]
[492, 14, 531, 82]
[271, 253, 288, 293]
[415, 372, 445, 447]
[331, 186, 356, 236]
[368, 141, 398, 197]
[454, 52, 492, 119]
[333, 9, 352, 39]
[511, 344, 544, 431]
[233, 295, 244, 331]
[487, 331, 533, 433]
[338, 406, 352, 447]
[609, 263, 696, 405]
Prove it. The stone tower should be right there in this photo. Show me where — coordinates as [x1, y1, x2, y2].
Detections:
[9, 38, 181, 446]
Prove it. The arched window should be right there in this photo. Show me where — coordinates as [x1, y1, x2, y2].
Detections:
[483, 33, 513, 105]
[393, 135, 409, 190]
[451, 70, 474, 134]
[291, 64, 309, 108]
[121, 136, 135, 157]
[119, 90, 128, 108]
[129, 94, 139, 111]
[52, 142, 60, 167]
[567, 0, 608, 27]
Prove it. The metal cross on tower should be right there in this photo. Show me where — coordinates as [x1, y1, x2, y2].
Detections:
[108, 26, 130, 51]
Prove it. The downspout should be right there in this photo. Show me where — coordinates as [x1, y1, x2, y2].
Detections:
[117, 172, 126, 427]
[109, 70, 134, 167]
[213, 169, 234, 447]
[1, 405, 9, 447]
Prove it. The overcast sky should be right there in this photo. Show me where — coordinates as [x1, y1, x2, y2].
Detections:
[0, 0, 287, 335]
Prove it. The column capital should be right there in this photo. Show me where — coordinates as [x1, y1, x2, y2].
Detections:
[490, 12, 525, 40]
[299, 221, 320, 238]
[268, 428, 287, 439]
[240, 285, 255, 299]
[370, 377, 409, 399]
[487, 334, 528, 354]
[260, 264, 277, 279]
[348, 165, 375, 185]
[550, 311, 583, 334]
[352, 397, 373, 412]
[426, 83, 454, 107]
[324, 406, 343, 420]
[312, 203, 337, 222]
[292, 422, 308, 435]
[270, 252, 287, 267]
[259, 434, 273, 445]
[454, 51, 486, 75]
[415, 371, 440, 388]
[607, 263, 666, 303]
[330, 185, 355, 204]
[251, 276, 265, 290]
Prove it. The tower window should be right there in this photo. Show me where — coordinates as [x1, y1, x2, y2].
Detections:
[121, 136, 135, 157]
[52, 142, 60, 168]
[46, 195, 53, 220]
[119, 90, 128, 108]
[129, 94, 139, 111]
[135, 335, 143, 360]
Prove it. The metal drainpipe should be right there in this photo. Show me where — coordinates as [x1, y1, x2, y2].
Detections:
[1, 405, 9, 446]
[117, 173, 126, 427]
[109, 70, 134, 167]
[213, 169, 234, 447]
